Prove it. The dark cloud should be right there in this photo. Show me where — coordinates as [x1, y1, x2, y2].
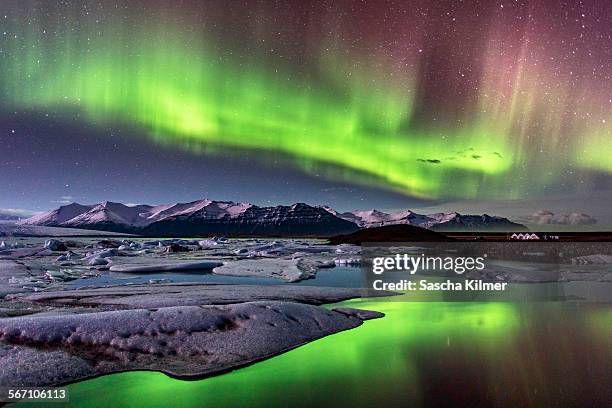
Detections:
[0, 208, 38, 219]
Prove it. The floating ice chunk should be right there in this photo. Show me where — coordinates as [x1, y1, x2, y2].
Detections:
[198, 239, 218, 248]
[44, 239, 67, 251]
[87, 257, 109, 266]
[44, 270, 78, 282]
[213, 258, 305, 282]
[85, 249, 116, 260]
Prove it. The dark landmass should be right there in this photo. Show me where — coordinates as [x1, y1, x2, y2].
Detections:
[328, 224, 452, 245]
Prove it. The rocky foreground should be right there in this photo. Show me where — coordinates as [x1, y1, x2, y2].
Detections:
[1, 234, 609, 389]
[0, 235, 392, 389]
[0, 294, 383, 388]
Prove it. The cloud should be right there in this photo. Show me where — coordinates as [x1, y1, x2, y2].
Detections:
[417, 158, 441, 164]
[51, 196, 75, 205]
[0, 208, 39, 219]
[320, 186, 356, 192]
[526, 210, 597, 225]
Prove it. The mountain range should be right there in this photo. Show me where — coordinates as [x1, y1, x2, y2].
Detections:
[21, 199, 527, 237]
[323, 206, 526, 231]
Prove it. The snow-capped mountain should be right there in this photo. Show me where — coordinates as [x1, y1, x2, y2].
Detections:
[326, 208, 525, 231]
[425, 213, 526, 231]
[22, 199, 526, 236]
[61, 202, 155, 229]
[143, 202, 359, 237]
[22, 203, 95, 226]
[21, 200, 359, 237]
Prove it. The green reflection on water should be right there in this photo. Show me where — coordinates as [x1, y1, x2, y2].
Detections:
[17, 301, 523, 408]
[13, 299, 611, 408]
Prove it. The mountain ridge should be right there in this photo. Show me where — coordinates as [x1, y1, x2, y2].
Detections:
[21, 199, 527, 236]
[323, 207, 525, 232]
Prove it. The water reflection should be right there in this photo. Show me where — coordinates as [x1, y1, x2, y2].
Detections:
[18, 300, 608, 408]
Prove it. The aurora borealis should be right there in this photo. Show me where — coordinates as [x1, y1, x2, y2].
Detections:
[0, 0, 610, 210]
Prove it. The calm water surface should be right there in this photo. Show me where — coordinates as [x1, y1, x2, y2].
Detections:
[15, 298, 611, 408]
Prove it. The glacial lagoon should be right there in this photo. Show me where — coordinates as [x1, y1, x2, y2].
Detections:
[13, 298, 610, 408]
[3, 237, 610, 407]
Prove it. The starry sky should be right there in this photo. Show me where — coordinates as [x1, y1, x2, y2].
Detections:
[0, 0, 610, 215]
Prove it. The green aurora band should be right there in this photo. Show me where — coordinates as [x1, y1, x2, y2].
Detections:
[1, 5, 609, 199]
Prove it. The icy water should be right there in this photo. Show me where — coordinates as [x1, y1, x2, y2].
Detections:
[14, 298, 611, 408]
[68, 266, 364, 288]
[69, 266, 611, 303]
[69, 270, 282, 287]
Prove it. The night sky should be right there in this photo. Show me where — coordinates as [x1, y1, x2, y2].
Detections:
[0, 1, 610, 215]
